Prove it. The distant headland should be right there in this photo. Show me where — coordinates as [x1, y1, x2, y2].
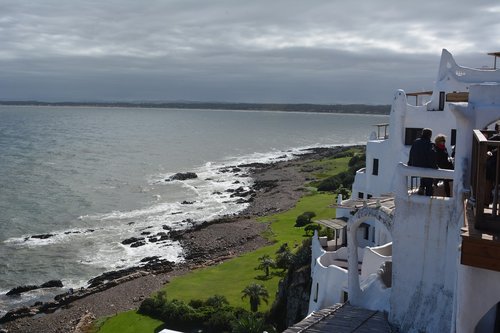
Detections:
[0, 100, 390, 115]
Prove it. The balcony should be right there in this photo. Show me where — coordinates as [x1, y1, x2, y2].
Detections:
[461, 129, 500, 272]
[469, 130, 500, 231]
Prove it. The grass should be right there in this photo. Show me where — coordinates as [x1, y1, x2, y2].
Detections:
[95, 150, 354, 332]
[162, 191, 336, 311]
[96, 311, 164, 333]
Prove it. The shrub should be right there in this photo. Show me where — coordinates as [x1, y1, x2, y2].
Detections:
[316, 151, 365, 192]
[294, 211, 316, 227]
[304, 223, 321, 236]
[205, 294, 229, 308]
[275, 244, 294, 271]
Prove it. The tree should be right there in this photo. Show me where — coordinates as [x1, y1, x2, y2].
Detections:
[256, 255, 275, 277]
[205, 294, 229, 308]
[275, 244, 294, 271]
[304, 223, 321, 236]
[295, 211, 316, 227]
[231, 313, 266, 333]
[241, 283, 269, 312]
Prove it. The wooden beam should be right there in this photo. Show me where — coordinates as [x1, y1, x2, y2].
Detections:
[446, 92, 469, 102]
[461, 236, 500, 272]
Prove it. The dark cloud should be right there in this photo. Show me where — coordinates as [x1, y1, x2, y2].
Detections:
[0, 0, 499, 103]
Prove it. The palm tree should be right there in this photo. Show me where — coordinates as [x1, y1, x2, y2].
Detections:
[241, 283, 269, 312]
[205, 294, 229, 308]
[256, 254, 275, 277]
[231, 313, 266, 333]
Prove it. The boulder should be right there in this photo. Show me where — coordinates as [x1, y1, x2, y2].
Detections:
[30, 234, 55, 240]
[40, 280, 63, 288]
[121, 237, 144, 245]
[130, 241, 146, 248]
[169, 172, 198, 181]
[6, 285, 38, 296]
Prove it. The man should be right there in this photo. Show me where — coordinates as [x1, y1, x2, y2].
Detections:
[408, 128, 437, 196]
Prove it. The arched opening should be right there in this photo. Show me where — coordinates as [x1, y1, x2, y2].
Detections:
[475, 302, 500, 333]
[347, 206, 393, 309]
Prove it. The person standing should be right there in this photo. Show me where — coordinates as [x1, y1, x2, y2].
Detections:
[434, 134, 454, 196]
[408, 128, 438, 196]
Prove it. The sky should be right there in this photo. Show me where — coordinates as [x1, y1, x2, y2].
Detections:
[0, 1, 499, 104]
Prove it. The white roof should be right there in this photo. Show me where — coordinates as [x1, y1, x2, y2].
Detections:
[159, 329, 185, 333]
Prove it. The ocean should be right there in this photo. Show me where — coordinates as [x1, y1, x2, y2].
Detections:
[0, 105, 388, 314]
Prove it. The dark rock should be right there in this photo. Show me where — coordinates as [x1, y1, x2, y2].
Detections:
[168, 230, 185, 241]
[6, 285, 39, 296]
[121, 237, 144, 245]
[140, 256, 160, 263]
[130, 241, 146, 248]
[212, 191, 223, 195]
[40, 280, 63, 288]
[237, 162, 268, 168]
[140, 231, 151, 235]
[252, 179, 279, 191]
[168, 172, 198, 181]
[230, 190, 255, 198]
[0, 307, 34, 323]
[162, 225, 172, 231]
[87, 267, 138, 288]
[181, 200, 195, 205]
[31, 234, 55, 240]
[235, 198, 253, 204]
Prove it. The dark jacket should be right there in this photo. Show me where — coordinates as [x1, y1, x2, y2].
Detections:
[434, 145, 454, 170]
[408, 137, 437, 169]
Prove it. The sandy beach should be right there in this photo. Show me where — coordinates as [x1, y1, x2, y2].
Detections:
[1, 146, 347, 333]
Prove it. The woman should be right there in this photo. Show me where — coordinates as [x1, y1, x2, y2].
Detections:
[434, 134, 454, 196]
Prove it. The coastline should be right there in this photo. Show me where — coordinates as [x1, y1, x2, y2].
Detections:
[1, 145, 354, 333]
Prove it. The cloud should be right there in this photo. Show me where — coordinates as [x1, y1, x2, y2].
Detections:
[0, 0, 499, 103]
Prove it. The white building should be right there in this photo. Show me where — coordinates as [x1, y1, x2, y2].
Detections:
[308, 49, 500, 332]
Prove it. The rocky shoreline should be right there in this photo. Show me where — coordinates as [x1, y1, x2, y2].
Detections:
[0, 146, 351, 333]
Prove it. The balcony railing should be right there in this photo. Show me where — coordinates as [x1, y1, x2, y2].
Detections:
[470, 130, 500, 231]
[395, 163, 454, 198]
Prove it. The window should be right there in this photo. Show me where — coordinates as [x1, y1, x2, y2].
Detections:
[314, 283, 319, 302]
[405, 128, 424, 145]
[367, 194, 373, 199]
[439, 91, 445, 111]
[451, 129, 457, 146]
[358, 192, 364, 199]
[372, 158, 379, 175]
[342, 291, 349, 302]
[364, 226, 369, 240]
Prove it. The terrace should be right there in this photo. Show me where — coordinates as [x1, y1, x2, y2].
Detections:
[461, 130, 500, 272]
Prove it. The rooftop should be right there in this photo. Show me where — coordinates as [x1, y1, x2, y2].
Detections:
[283, 303, 393, 333]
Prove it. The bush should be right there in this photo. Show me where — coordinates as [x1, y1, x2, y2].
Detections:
[275, 244, 294, 271]
[292, 238, 312, 268]
[316, 151, 365, 192]
[304, 223, 321, 236]
[205, 294, 229, 308]
[294, 211, 316, 227]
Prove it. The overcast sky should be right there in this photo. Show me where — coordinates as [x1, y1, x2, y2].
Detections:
[1, 1, 499, 104]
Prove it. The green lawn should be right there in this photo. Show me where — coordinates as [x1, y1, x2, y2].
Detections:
[96, 150, 354, 332]
[97, 311, 164, 333]
[163, 192, 335, 311]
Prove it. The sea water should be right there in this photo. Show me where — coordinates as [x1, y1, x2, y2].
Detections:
[0, 105, 388, 314]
